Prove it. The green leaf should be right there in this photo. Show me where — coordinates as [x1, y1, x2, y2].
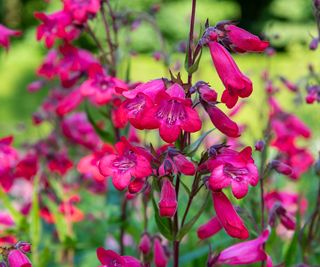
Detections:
[151, 194, 173, 240]
[43, 197, 68, 242]
[85, 102, 113, 142]
[177, 192, 210, 241]
[180, 179, 191, 196]
[30, 175, 41, 266]
[0, 186, 24, 226]
[284, 229, 302, 265]
[184, 129, 215, 156]
[187, 48, 203, 75]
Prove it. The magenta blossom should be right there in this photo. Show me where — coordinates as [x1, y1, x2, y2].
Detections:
[197, 216, 223, 240]
[7, 249, 32, 267]
[63, 0, 101, 23]
[142, 83, 202, 143]
[61, 112, 101, 150]
[208, 41, 253, 108]
[209, 228, 272, 266]
[207, 147, 259, 199]
[0, 24, 21, 51]
[56, 89, 83, 116]
[96, 247, 141, 267]
[80, 64, 128, 105]
[212, 191, 249, 239]
[99, 137, 152, 191]
[138, 233, 152, 255]
[35, 11, 80, 48]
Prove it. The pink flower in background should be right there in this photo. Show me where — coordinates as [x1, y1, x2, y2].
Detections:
[208, 41, 252, 108]
[0, 136, 19, 191]
[224, 24, 269, 53]
[56, 89, 83, 116]
[99, 137, 152, 191]
[208, 147, 259, 199]
[47, 152, 73, 175]
[153, 238, 168, 267]
[158, 178, 177, 217]
[96, 247, 141, 267]
[35, 11, 80, 48]
[80, 64, 128, 105]
[212, 191, 249, 239]
[0, 24, 21, 50]
[61, 112, 101, 150]
[77, 144, 114, 182]
[210, 228, 272, 266]
[37, 49, 58, 79]
[63, 0, 101, 23]
[27, 80, 44, 93]
[14, 153, 38, 180]
[142, 84, 202, 143]
[7, 249, 32, 267]
[197, 216, 223, 240]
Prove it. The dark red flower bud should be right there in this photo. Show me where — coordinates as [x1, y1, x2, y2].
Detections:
[271, 160, 292, 176]
[158, 178, 177, 217]
[139, 233, 152, 255]
[255, 140, 265, 152]
[128, 178, 145, 194]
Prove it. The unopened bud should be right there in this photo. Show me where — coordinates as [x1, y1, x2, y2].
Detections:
[139, 233, 152, 255]
[270, 160, 292, 176]
[309, 37, 319, 51]
[255, 140, 265, 152]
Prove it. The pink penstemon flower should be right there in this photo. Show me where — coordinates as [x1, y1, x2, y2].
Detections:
[208, 228, 272, 266]
[98, 137, 152, 191]
[207, 147, 259, 199]
[141, 83, 202, 143]
[207, 41, 253, 108]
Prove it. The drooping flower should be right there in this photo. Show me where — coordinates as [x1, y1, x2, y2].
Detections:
[99, 137, 152, 191]
[7, 249, 32, 267]
[35, 11, 80, 48]
[142, 83, 202, 143]
[212, 191, 249, 239]
[208, 41, 253, 108]
[158, 178, 177, 217]
[153, 238, 168, 267]
[96, 247, 141, 267]
[0, 24, 21, 51]
[223, 24, 269, 53]
[207, 147, 259, 199]
[63, 0, 101, 23]
[209, 228, 272, 266]
[197, 216, 223, 240]
[56, 89, 83, 116]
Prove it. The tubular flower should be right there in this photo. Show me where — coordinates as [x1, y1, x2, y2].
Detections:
[223, 24, 269, 53]
[210, 228, 272, 266]
[99, 137, 152, 191]
[142, 83, 202, 143]
[212, 191, 249, 239]
[197, 216, 223, 240]
[96, 247, 141, 267]
[208, 147, 259, 199]
[158, 178, 177, 217]
[208, 41, 252, 108]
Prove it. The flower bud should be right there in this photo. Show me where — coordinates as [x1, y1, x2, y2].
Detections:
[153, 238, 168, 267]
[309, 37, 319, 51]
[255, 140, 265, 152]
[270, 160, 292, 176]
[138, 233, 152, 255]
[128, 178, 145, 194]
[197, 216, 222, 240]
[15, 242, 31, 254]
[158, 178, 177, 217]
